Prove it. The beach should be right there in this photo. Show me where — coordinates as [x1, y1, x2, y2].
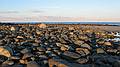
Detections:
[0, 23, 120, 67]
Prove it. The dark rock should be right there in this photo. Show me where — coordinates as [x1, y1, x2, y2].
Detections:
[76, 48, 90, 56]
[27, 61, 40, 67]
[63, 51, 80, 60]
[113, 60, 120, 67]
[96, 48, 105, 54]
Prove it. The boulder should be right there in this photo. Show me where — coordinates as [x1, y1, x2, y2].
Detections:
[27, 61, 40, 67]
[63, 51, 80, 60]
[0, 46, 13, 57]
[96, 48, 105, 54]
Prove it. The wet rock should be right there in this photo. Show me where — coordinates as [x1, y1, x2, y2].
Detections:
[10, 27, 15, 31]
[11, 56, 20, 60]
[19, 59, 27, 64]
[27, 61, 40, 67]
[76, 58, 89, 64]
[38, 55, 48, 60]
[22, 53, 33, 59]
[63, 51, 80, 60]
[113, 60, 120, 67]
[17, 36, 24, 39]
[20, 48, 30, 54]
[81, 43, 91, 50]
[48, 59, 68, 67]
[74, 40, 84, 45]
[0, 55, 8, 64]
[106, 48, 117, 54]
[96, 48, 105, 54]
[60, 46, 69, 51]
[36, 31, 42, 35]
[104, 42, 112, 46]
[12, 64, 25, 67]
[56, 43, 63, 47]
[47, 47, 52, 51]
[37, 47, 46, 52]
[37, 23, 47, 28]
[97, 40, 105, 45]
[76, 48, 90, 56]
[2, 60, 14, 66]
[0, 46, 13, 57]
[32, 43, 39, 47]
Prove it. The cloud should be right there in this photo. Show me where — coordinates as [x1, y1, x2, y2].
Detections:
[0, 11, 19, 14]
[31, 10, 45, 13]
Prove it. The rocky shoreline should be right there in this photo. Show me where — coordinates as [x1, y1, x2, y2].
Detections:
[0, 23, 120, 67]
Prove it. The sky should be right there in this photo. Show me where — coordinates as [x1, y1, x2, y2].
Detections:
[0, 0, 120, 22]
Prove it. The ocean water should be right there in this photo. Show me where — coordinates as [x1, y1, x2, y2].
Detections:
[1, 22, 120, 25]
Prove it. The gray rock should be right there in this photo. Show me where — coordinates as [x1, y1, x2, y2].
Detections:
[27, 61, 40, 67]
[81, 43, 91, 50]
[2, 60, 14, 66]
[96, 48, 105, 54]
[76, 58, 89, 64]
[107, 49, 117, 54]
[0, 46, 13, 57]
[37, 47, 46, 52]
[63, 51, 80, 60]
[20, 48, 30, 54]
[22, 53, 33, 59]
[113, 60, 120, 67]
[76, 48, 90, 56]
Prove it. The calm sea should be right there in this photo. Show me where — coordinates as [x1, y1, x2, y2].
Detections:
[1, 22, 120, 25]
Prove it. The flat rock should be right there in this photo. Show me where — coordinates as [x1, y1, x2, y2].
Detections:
[2, 60, 14, 66]
[104, 42, 112, 46]
[0, 46, 13, 57]
[48, 59, 68, 67]
[76, 58, 89, 64]
[27, 61, 40, 67]
[96, 48, 105, 54]
[81, 43, 91, 50]
[63, 51, 80, 60]
[76, 48, 90, 56]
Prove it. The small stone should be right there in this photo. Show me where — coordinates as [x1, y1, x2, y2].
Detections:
[37, 23, 47, 28]
[10, 27, 15, 31]
[20, 48, 30, 54]
[76, 48, 90, 56]
[60, 46, 68, 51]
[0, 46, 13, 57]
[104, 42, 112, 46]
[107, 49, 117, 54]
[22, 53, 33, 59]
[27, 61, 40, 67]
[39, 55, 48, 60]
[47, 48, 52, 51]
[76, 58, 88, 64]
[56, 43, 63, 47]
[74, 40, 84, 45]
[2, 60, 14, 66]
[36, 31, 42, 35]
[32, 43, 39, 46]
[37, 47, 46, 52]
[96, 48, 105, 54]
[11, 56, 20, 60]
[81, 43, 91, 50]
[17, 36, 24, 39]
[48, 59, 68, 67]
[113, 60, 120, 67]
[19, 59, 27, 64]
[63, 51, 80, 60]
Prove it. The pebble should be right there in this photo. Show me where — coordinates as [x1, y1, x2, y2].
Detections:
[0, 46, 13, 57]
[27, 61, 40, 67]
[63, 51, 80, 60]
[96, 48, 105, 54]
